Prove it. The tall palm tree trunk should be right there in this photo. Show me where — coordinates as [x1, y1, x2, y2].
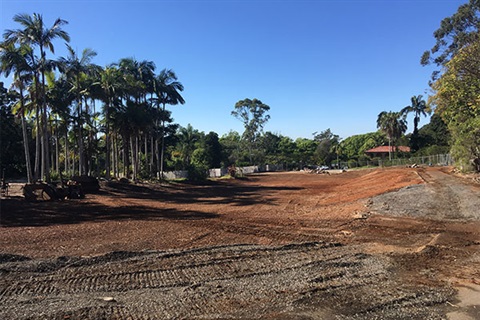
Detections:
[144, 134, 148, 178]
[53, 122, 59, 174]
[155, 137, 160, 179]
[130, 135, 136, 181]
[122, 137, 126, 179]
[34, 106, 41, 181]
[113, 134, 118, 178]
[150, 135, 154, 178]
[19, 86, 33, 184]
[105, 102, 111, 180]
[64, 129, 69, 176]
[160, 104, 166, 179]
[77, 100, 85, 175]
[41, 70, 50, 182]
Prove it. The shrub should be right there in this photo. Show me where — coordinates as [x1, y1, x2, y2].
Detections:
[187, 164, 208, 181]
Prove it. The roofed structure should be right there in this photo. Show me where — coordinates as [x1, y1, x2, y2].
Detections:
[365, 146, 410, 158]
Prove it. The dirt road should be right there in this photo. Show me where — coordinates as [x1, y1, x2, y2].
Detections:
[0, 167, 479, 319]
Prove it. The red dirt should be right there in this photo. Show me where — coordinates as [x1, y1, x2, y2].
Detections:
[0, 167, 423, 257]
[1, 166, 479, 319]
[1, 167, 478, 270]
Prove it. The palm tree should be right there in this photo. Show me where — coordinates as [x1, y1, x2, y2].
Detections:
[176, 124, 199, 169]
[45, 71, 74, 176]
[0, 42, 34, 182]
[377, 111, 407, 160]
[401, 95, 429, 151]
[98, 66, 123, 179]
[57, 44, 99, 175]
[4, 13, 70, 182]
[153, 69, 185, 179]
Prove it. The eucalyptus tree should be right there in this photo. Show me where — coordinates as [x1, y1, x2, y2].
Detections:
[421, 0, 480, 80]
[422, 1, 480, 171]
[376, 111, 408, 160]
[0, 42, 34, 182]
[4, 13, 70, 182]
[231, 98, 270, 165]
[153, 69, 185, 178]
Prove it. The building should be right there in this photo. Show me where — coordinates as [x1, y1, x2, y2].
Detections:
[365, 146, 411, 158]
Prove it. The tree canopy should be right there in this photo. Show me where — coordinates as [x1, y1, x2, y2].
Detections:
[421, 0, 480, 80]
[231, 98, 270, 164]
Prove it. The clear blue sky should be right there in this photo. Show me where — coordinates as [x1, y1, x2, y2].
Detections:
[0, 0, 467, 140]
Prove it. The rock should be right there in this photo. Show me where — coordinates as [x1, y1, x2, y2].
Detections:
[100, 296, 116, 302]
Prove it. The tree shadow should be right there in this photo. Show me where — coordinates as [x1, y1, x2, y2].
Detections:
[0, 198, 219, 227]
[104, 180, 302, 207]
[0, 179, 303, 227]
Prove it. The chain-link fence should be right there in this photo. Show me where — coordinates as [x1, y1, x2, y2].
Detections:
[331, 154, 453, 169]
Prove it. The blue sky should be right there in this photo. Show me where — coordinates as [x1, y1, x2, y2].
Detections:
[0, 0, 466, 140]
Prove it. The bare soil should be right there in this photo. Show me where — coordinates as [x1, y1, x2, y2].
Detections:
[0, 166, 479, 319]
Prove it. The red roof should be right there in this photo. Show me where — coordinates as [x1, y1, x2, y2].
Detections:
[365, 146, 411, 153]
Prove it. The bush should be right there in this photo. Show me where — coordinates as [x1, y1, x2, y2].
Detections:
[187, 164, 208, 182]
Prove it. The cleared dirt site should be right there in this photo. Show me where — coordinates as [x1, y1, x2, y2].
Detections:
[1, 167, 479, 319]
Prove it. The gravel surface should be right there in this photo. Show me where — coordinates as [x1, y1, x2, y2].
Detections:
[368, 168, 480, 220]
[0, 242, 454, 319]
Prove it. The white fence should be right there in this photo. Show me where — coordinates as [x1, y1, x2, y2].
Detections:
[162, 170, 189, 180]
[208, 168, 228, 178]
[205, 164, 284, 179]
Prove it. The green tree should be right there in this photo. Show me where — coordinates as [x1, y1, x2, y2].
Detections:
[4, 13, 70, 182]
[97, 66, 123, 179]
[203, 132, 223, 168]
[429, 38, 480, 171]
[376, 111, 407, 160]
[58, 45, 100, 175]
[294, 138, 318, 168]
[313, 128, 340, 165]
[421, 0, 480, 80]
[231, 98, 270, 164]
[153, 69, 185, 179]
[0, 43, 35, 182]
[277, 136, 296, 169]
[0, 82, 27, 178]
[340, 132, 386, 160]
[259, 131, 282, 165]
[401, 95, 430, 152]
[417, 113, 450, 150]
[175, 124, 200, 169]
[219, 131, 243, 166]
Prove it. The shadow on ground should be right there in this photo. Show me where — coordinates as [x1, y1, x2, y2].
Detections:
[0, 179, 302, 227]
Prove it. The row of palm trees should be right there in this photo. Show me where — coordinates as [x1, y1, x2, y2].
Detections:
[376, 95, 429, 160]
[0, 13, 185, 183]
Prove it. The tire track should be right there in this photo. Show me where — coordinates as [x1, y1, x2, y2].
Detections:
[0, 242, 453, 319]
